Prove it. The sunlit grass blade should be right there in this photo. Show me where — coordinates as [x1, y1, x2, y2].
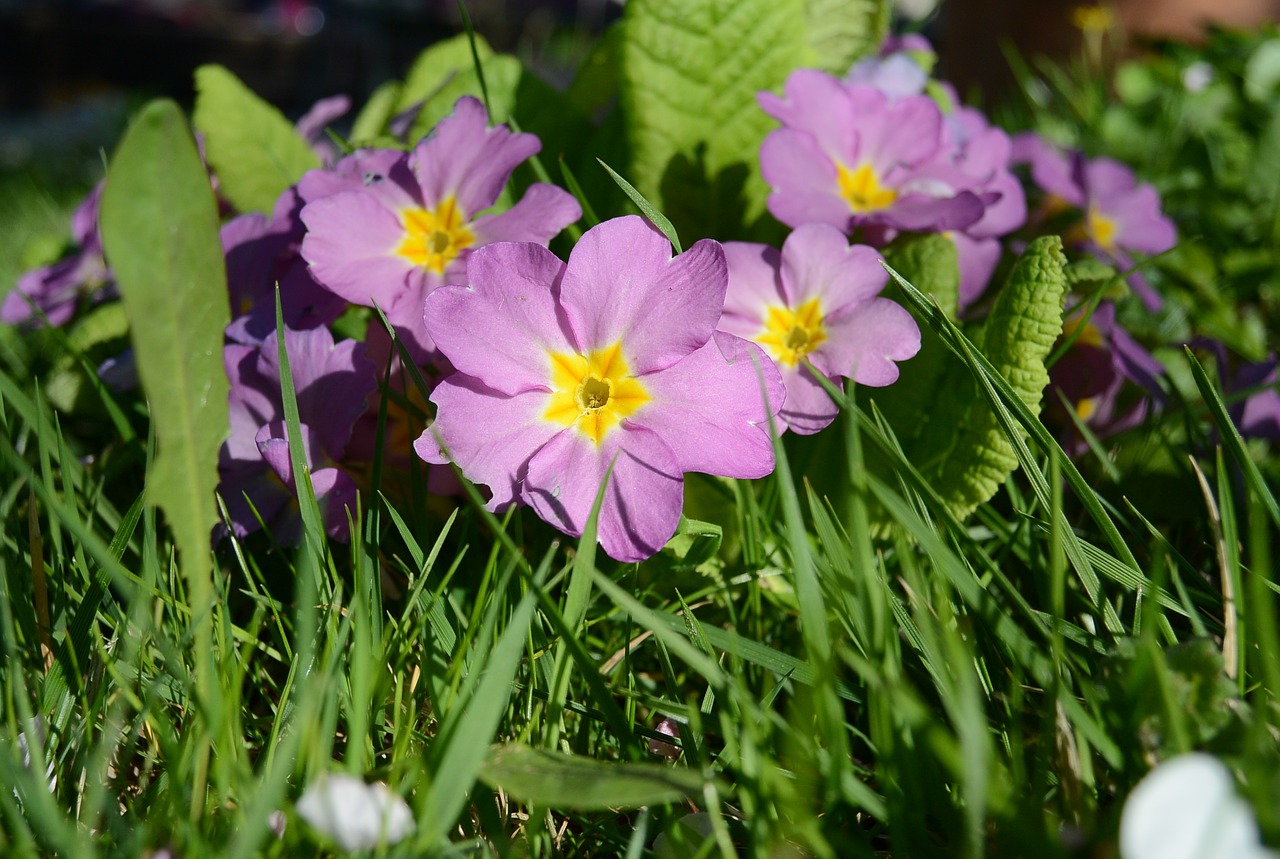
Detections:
[595, 158, 683, 252]
[420, 547, 551, 846]
[1184, 345, 1280, 530]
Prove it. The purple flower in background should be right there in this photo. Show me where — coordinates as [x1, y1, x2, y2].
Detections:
[1015, 134, 1176, 311]
[1046, 301, 1165, 455]
[294, 94, 352, 166]
[219, 325, 377, 542]
[3, 182, 114, 327]
[300, 96, 581, 360]
[1193, 340, 1280, 442]
[941, 103, 1027, 308]
[1230, 355, 1280, 441]
[718, 224, 921, 434]
[222, 188, 348, 344]
[758, 69, 987, 237]
[845, 34, 935, 100]
[841, 40, 1027, 307]
[415, 216, 783, 563]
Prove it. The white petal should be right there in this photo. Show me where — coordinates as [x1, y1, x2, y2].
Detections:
[296, 774, 415, 851]
[1120, 753, 1275, 859]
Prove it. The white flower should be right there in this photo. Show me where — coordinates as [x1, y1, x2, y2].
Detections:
[296, 773, 415, 852]
[1182, 62, 1215, 93]
[1120, 753, 1278, 859]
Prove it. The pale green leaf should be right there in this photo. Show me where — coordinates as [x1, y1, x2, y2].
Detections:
[98, 97, 229, 626]
[348, 79, 402, 145]
[481, 744, 708, 810]
[804, 0, 891, 74]
[620, 0, 810, 239]
[396, 32, 495, 115]
[193, 64, 320, 214]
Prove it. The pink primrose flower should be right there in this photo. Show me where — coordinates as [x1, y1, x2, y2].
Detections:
[222, 187, 347, 344]
[219, 325, 377, 542]
[414, 216, 784, 563]
[1014, 133, 1176, 311]
[299, 96, 581, 359]
[718, 224, 921, 434]
[758, 69, 987, 237]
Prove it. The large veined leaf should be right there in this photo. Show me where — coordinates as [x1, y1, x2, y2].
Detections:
[193, 64, 320, 214]
[620, 0, 810, 240]
[804, 0, 892, 74]
[99, 98, 229, 601]
[870, 236, 1067, 521]
[480, 744, 710, 810]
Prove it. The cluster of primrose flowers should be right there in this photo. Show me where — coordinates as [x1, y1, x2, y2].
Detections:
[14, 34, 1276, 562]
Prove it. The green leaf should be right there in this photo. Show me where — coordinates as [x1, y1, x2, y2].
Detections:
[98, 98, 229, 696]
[872, 233, 961, 445]
[620, 0, 810, 239]
[193, 64, 320, 214]
[348, 79, 402, 145]
[803, 0, 891, 74]
[396, 32, 495, 116]
[930, 236, 1067, 519]
[873, 236, 1067, 521]
[480, 744, 709, 810]
[663, 516, 723, 567]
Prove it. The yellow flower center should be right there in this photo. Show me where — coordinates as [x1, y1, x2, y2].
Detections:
[1061, 315, 1104, 349]
[396, 196, 475, 274]
[1085, 207, 1117, 250]
[756, 298, 828, 367]
[1071, 4, 1115, 34]
[836, 162, 898, 214]
[1076, 397, 1099, 421]
[543, 341, 650, 445]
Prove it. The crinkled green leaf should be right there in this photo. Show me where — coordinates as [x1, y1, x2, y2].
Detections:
[99, 98, 229, 591]
[193, 64, 320, 214]
[804, 0, 891, 74]
[872, 236, 1067, 521]
[480, 744, 709, 810]
[620, 0, 809, 240]
[933, 236, 1067, 519]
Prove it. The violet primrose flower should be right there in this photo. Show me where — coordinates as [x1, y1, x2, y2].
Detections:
[415, 216, 784, 563]
[222, 188, 347, 344]
[1194, 340, 1280, 442]
[219, 325, 377, 542]
[718, 224, 921, 434]
[1228, 354, 1280, 441]
[3, 182, 113, 328]
[1014, 133, 1176, 311]
[300, 96, 581, 359]
[1046, 301, 1165, 455]
[758, 69, 987, 236]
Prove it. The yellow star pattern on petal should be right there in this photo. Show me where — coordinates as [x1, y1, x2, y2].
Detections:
[396, 196, 475, 274]
[543, 341, 651, 445]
